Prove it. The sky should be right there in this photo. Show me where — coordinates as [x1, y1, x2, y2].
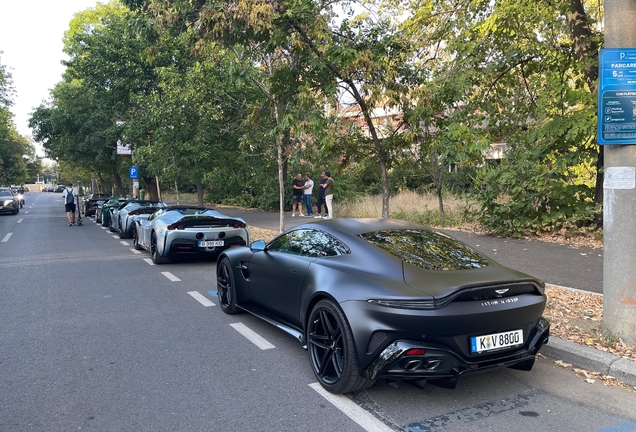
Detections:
[0, 0, 102, 141]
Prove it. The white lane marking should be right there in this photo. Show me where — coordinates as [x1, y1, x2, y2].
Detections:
[24, 211, 28, 214]
[188, 291, 215, 307]
[130, 249, 141, 254]
[111, 235, 119, 239]
[17, 218, 23, 223]
[120, 241, 130, 246]
[101, 226, 107, 230]
[143, 258, 154, 266]
[1, 233, 12, 243]
[309, 383, 394, 432]
[229, 323, 275, 350]
[161, 272, 180, 282]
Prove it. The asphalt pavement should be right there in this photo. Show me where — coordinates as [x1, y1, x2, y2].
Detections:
[211, 206, 636, 388]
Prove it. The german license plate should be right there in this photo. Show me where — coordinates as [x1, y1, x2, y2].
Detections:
[471, 329, 523, 353]
[198, 240, 224, 247]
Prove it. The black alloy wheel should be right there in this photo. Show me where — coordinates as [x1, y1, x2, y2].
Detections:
[216, 258, 240, 314]
[151, 233, 169, 264]
[132, 226, 143, 250]
[307, 300, 374, 394]
[117, 218, 127, 238]
[108, 217, 117, 232]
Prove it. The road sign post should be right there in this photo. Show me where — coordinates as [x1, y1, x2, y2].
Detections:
[603, 2, 636, 344]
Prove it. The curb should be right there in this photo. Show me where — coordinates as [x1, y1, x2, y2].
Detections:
[541, 337, 636, 387]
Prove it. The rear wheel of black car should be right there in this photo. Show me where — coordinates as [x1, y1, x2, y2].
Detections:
[217, 258, 240, 314]
[151, 233, 170, 264]
[307, 300, 375, 394]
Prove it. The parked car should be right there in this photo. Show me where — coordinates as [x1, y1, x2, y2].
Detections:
[55, 185, 65, 193]
[101, 197, 135, 227]
[82, 193, 112, 216]
[96, 197, 133, 225]
[216, 218, 550, 394]
[109, 200, 166, 238]
[133, 206, 249, 264]
[0, 187, 20, 214]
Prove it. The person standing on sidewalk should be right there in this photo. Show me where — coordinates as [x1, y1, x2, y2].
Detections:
[292, 173, 305, 217]
[62, 182, 78, 226]
[303, 174, 314, 217]
[314, 172, 328, 218]
[321, 171, 334, 219]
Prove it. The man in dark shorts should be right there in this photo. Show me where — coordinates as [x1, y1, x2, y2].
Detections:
[292, 173, 305, 217]
[62, 182, 78, 226]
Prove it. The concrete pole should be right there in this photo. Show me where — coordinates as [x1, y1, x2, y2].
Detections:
[603, 0, 636, 344]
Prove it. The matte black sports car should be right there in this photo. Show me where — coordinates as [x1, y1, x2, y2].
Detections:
[216, 218, 550, 394]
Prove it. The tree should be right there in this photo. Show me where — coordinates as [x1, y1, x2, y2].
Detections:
[0, 52, 38, 185]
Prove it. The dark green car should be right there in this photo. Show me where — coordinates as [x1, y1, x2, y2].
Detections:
[96, 197, 134, 226]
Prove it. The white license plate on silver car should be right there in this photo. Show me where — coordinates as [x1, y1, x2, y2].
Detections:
[471, 329, 523, 353]
[198, 240, 224, 247]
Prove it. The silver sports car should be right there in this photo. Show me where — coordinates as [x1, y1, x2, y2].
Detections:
[133, 206, 249, 264]
[109, 200, 166, 239]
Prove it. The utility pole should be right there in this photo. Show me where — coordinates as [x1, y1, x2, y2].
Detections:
[602, 1, 636, 344]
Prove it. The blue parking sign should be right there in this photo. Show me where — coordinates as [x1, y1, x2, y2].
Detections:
[129, 166, 139, 179]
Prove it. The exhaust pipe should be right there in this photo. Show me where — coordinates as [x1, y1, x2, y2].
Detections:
[423, 359, 441, 370]
[402, 359, 423, 371]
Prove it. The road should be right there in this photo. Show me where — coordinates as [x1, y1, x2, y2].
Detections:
[1, 193, 634, 432]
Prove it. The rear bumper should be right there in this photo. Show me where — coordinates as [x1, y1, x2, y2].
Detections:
[362, 317, 550, 382]
[168, 236, 247, 255]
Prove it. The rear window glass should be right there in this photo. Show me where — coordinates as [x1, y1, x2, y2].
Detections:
[360, 229, 489, 271]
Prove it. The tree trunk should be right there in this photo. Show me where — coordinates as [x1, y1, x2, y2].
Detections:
[113, 172, 125, 196]
[196, 179, 204, 206]
[142, 175, 158, 201]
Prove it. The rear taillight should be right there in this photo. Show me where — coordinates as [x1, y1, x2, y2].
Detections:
[233, 223, 246, 229]
[167, 224, 185, 230]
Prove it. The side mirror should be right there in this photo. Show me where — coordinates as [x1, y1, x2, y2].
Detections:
[250, 240, 266, 252]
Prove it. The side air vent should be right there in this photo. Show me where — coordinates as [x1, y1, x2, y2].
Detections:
[367, 331, 387, 354]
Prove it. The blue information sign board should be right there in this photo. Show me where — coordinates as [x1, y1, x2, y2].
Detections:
[129, 166, 139, 179]
[598, 48, 636, 145]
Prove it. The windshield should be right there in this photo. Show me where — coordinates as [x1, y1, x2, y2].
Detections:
[0, 189, 13, 198]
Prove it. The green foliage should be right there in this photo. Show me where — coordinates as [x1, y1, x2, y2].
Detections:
[0, 52, 38, 185]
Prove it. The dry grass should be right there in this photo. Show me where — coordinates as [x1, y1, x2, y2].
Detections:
[337, 191, 465, 218]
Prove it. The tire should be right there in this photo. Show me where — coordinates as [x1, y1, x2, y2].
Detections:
[132, 226, 143, 250]
[108, 218, 117, 232]
[118, 218, 128, 238]
[216, 258, 241, 314]
[307, 300, 375, 394]
[151, 233, 170, 264]
[13, 206, 18, 215]
[95, 211, 101, 223]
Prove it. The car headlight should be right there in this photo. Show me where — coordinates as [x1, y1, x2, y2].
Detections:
[17, 194, 23, 200]
[1, 200, 12, 206]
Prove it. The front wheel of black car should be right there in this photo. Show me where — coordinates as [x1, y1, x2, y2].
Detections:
[217, 258, 240, 314]
[307, 300, 375, 394]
